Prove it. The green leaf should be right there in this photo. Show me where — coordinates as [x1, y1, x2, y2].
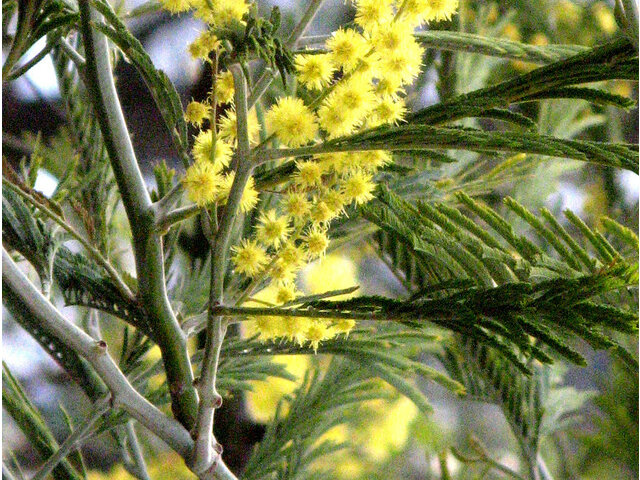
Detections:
[414, 30, 588, 64]
[2, 363, 85, 480]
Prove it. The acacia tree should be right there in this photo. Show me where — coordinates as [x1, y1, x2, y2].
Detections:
[2, 0, 638, 479]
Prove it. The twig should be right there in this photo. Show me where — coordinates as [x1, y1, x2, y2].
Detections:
[78, 0, 198, 429]
[2, 248, 194, 458]
[189, 64, 249, 479]
[6, 37, 58, 81]
[2, 178, 136, 302]
[57, 37, 87, 68]
[156, 204, 200, 234]
[124, 421, 151, 480]
[31, 396, 111, 480]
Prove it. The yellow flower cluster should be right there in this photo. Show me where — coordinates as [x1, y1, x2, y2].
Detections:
[235, 0, 459, 348]
[159, 0, 249, 28]
[240, 256, 358, 352]
[179, 0, 459, 351]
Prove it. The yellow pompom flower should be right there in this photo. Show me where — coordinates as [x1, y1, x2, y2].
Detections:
[310, 200, 336, 225]
[295, 53, 335, 90]
[185, 101, 209, 126]
[283, 192, 310, 219]
[351, 150, 393, 171]
[331, 74, 376, 121]
[317, 74, 375, 139]
[182, 161, 222, 206]
[193, 0, 249, 27]
[321, 189, 347, 216]
[305, 320, 335, 352]
[317, 97, 358, 138]
[270, 258, 297, 283]
[231, 239, 269, 276]
[378, 37, 424, 85]
[294, 160, 324, 188]
[214, 71, 235, 104]
[370, 21, 414, 54]
[192, 131, 233, 169]
[332, 319, 356, 336]
[423, 0, 459, 22]
[399, 0, 432, 26]
[375, 76, 404, 98]
[354, 0, 393, 31]
[278, 241, 306, 268]
[317, 152, 348, 173]
[188, 31, 219, 60]
[266, 97, 318, 147]
[159, 0, 192, 14]
[370, 96, 407, 126]
[341, 170, 376, 205]
[326, 28, 369, 71]
[218, 107, 261, 145]
[275, 282, 298, 304]
[216, 173, 259, 213]
[256, 209, 291, 248]
[303, 226, 330, 258]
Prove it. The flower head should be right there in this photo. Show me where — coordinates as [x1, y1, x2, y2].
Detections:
[303, 226, 330, 258]
[193, 0, 249, 27]
[378, 37, 424, 85]
[192, 131, 232, 170]
[188, 31, 219, 60]
[354, 0, 393, 31]
[266, 97, 318, 147]
[370, 96, 407, 126]
[159, 0, 192, 14]
[278, 242, 306, 268]
[423, 0, 459, 22]
[326, 28, 369, 71]
[182, 161, 222, 206]
[341, 170, 376, 205]
[351, 150, 393, 171]
[270, 259, 297, 283]
[294, 160, 324, 188]
[256, 210, 291, 248]
[185, 101, 209, 126]
[275, 282, 298, 304]
[370, 21, 414, 54]
[214, 71, 235, 104]
[295, 53, 335, 90]
[283, 192, 311, 220]
[305, 320, 335, 352]
[231, 239, 269, 276]
[218, 107, 261, 145]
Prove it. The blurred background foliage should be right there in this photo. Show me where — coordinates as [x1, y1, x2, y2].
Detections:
[2, 0, 637, 479]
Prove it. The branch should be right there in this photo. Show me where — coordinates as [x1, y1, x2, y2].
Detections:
[123, 421, 151, 480]
[78, 0, 198, 428]
[2, 248, 193, 457]
[155, 204, 200, 234]
[189, 64, 250, 477]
